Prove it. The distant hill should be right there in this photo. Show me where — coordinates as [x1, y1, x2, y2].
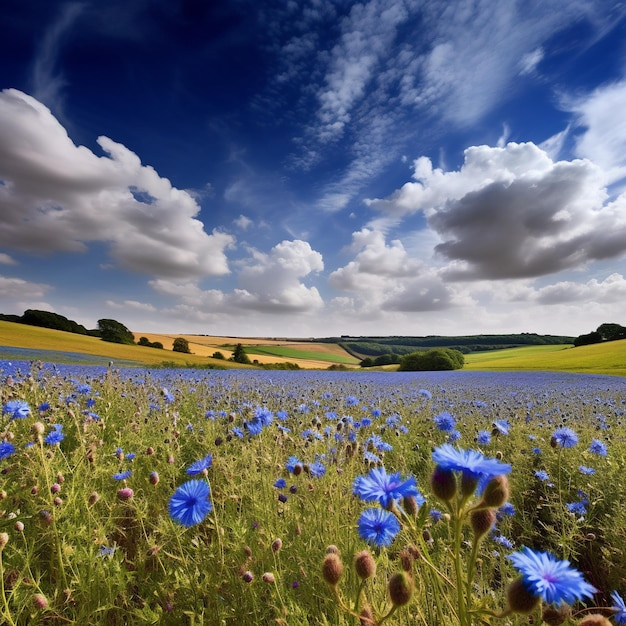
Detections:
[318, 333, 576, 358]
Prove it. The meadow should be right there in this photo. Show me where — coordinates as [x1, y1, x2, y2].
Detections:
[1, 359, 625, 625]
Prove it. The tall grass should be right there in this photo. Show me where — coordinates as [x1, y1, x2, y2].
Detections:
[0, 362, 625, 624]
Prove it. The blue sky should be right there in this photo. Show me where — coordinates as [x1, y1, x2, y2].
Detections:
[1, 0, 626, 338]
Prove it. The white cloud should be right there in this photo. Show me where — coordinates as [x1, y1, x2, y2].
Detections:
[329, 228, 464, 312]
[518, 47, 544, 75]
[369, 142, 626, 280]
[566, 79, 626, 185]
[0, 89, 235, 279]
[233, 214, 253, 230]
[0, 253, 17, 265]
[531, 273, 626, 305]
[0, 274, 51, 300]
[105, 299, 157, 312]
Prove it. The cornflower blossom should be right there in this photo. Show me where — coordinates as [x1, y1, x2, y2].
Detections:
[186, 454, 213, 475]
[578, 466, 595, 475]
[551, 427, 578, 448]
[353, 466, 422, 509]
[357, 508, 401, 548]
[566, 501, 587, 516]
[3, 399, 30, 419]
[432, 444, 511, 482]
[534, 470, 550, 482]
[366, 435, 392, 452]
[344, 395, 359, 407]
[588, 439, 608, 456]
[492, 419, 510, 435]
[308, 461, 326, 478]
[477, 430, 491, 445]
[508, 547, 596, 605]
[434, 411, 456, 432]
[168, 480, 212, 527]
[448, 430, 461, 443]
[113, 470, 132, 481]
[273, 478, 287, 489]
[285, 456, 302, 473]
[162, 389, 175, 404]
[610, 591, 626, 624]
[44, 425, 64, 445]
[0, 441, 16, 460]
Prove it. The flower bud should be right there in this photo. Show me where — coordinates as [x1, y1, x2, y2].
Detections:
[505, 577, 540, 614]
[117, 487, 134, 501]
[542, 603, 571, 625]
[430, 466, 457, 501]
[33, 593, 48, 609]
[262, 572, 275, 584]
[354, 550, 376, 579]
[271, 538, 283, 552]
[388, 571, 413, 607]
[242, 570, 254, 583]
[31, 422, 45, 436]
[325, 544, 340, 555]
[479, 475, 509, 509]
[14, 521, 24, 532]
[403, 495, 419, 516]
[470, 508, 496, 539]
[0, 532, 9, 549]
[322, 553, 343, 586]
[460, 471, 479, 498]
[88, 491, 100, 505]
[149, 471, 159, 485]
[399, 549, 414, 572]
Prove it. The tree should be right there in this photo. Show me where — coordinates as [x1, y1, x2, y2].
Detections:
[398, 348, 464, 371]
[138, 337, 151, 346]
[574, 331, 602, 347]
[212, 351, 225, 360]
[97, 319, 135, 344]
[173, 337, 191, 353]
[232, 343, 251, 364]
[596, 323, 626, 342]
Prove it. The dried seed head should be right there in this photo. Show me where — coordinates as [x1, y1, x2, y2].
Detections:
[402, 495, 419, 516]
[271, 538, 283, 552]
[388, 571, 413, 607]
[541, 603, 571, 625]
[88, 491, 100, 505]
[322, 553, 344, 586]
[505, 577, 540, 615]
[0, 532, 9, 549]
[399, 549, 414, 572]
[354, 550, 376, 579]
[576, 616, 611, 626]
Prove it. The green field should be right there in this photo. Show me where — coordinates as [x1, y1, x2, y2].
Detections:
[465, 340, 626, 376]
[243, 344, 360, 364]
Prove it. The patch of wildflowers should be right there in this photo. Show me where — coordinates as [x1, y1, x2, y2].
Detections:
[353, 466, 421, 509]
[168, 480, 212, 527]
[508, 547, 596, 605]
[551, 427, 578, 448]
[186, 454, 213, 475]
[357, 508, 401, 548]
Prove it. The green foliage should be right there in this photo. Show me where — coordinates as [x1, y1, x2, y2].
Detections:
[231, 343, 251, 364]
[172, 337, 191, 354]
[574, 331, 602, 347]
[138, 337, 164, 349]
[97, 318, 135, 345]
[212, 351, 225, 360]
[398, 348, 465, 371]
[18, 309, 89, 335]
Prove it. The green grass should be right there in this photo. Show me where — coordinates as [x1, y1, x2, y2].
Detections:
[465, 340, 626, 376]
[243, 345, 359, 364]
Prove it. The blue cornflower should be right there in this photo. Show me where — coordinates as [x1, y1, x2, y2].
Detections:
[186, 454, 213, 475]
[38, 402, 50, 412]
[168, 480, 212, 527]
[366, 435, 392, 452]
[357, 507, 401, 548]
[345, 395, 359, 407]
[432, 444, 511, 482]
[508, 547, 596, 605]
[274, 478, 287, 489]
[418, 389, 432, 400]
[610, 591, 626, 624]
[162, 388, 175, 404]
[566, 501, 587, 516]
[113, 470, 132, 480]
[448, 430, 461, 443]
[285, 456, 302, 473]
[353, 466, 421, 509]
[254, 407, 273, 427]
[534, 470, 550, 482]
[588, 439, 608, 456]
[3, 399, 30, 419]
[76, 384, 91, 394]
[551, 427, 578, 448]
[99, 545, 116, 557]
[578, 465, 595, 475]
[434, 411, 456, 432]
[0, 441, 16, 460]
[309, 461, 326, 478]
[492, 419, 510, 435]
[493, 534, 514, 549]
[499, 502, 516, 517]
[231, 426, 244, 438]
[364, 451, 381, 464]
[44, 425, 64, 445]
[477, 430, 491, 445]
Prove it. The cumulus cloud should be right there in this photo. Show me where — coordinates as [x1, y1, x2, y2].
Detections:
[0, 89, 234, 279]
[0, 274, 51, 299]
[369, 142, 626, 280]
[531, 273, 626, 305]
[329, 229, 461, 312]
[150, 239, 324, 316]
[105, 299, 157, 312]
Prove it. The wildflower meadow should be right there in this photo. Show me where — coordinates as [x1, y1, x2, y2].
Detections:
[1, 360, 626, 625]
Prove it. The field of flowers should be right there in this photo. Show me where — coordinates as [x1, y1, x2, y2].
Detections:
[1, 360, 626, 625]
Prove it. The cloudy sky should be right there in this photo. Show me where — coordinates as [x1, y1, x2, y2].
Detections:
[1, 0, 626, 338]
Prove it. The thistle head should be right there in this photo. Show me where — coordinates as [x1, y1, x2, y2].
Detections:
[388, 571, 413, 607]
[322, 552, 343, 586]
